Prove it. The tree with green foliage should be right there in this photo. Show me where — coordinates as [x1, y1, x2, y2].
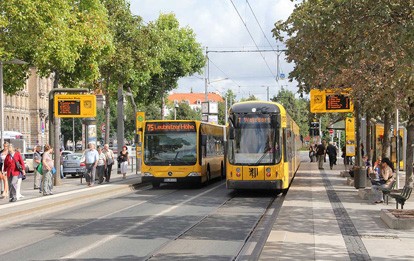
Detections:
[272, 0, 414, 182]
[271, 89, 310, 139]
[240, 94, 258, 102]
[98, 0, 157, 143]
[1, 0, 113, 184]
[166, 102, 201, 121]
[217, 89, 236, 125]
[142, 13, 205, 117]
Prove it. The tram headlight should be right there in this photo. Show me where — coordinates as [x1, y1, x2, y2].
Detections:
[143, 172, 153, 177]
[188, 172, 201, 177]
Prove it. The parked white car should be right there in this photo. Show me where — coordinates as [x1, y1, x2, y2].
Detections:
[22, 153, 34, 172]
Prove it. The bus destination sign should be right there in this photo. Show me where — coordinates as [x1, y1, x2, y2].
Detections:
[146, 122, 196, 132]
[326, 94, 350, 110]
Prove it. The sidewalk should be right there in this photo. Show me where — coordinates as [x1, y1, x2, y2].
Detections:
[0, 165, 143, 226]
[260, 159, 414, 260]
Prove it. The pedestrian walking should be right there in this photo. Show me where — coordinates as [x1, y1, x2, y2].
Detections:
[3, 143, 26, 202]
[0, 142, 9, 199]
[103, 144, 114, 182]
[118, 146, 129, 179]
[42, 144, 54, 196]
[309, 144, 316, 162]
[326, 142, 337, 170]
[82, 143, 99, 187]
[316, 140, 326, 170]
[96, 146, 106, 184]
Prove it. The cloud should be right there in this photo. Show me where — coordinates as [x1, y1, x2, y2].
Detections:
[131, 0, 298, 100]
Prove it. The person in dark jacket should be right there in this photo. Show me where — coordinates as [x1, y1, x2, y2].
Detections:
[326, 142, 337, 170]
[316, 140, 326, 170]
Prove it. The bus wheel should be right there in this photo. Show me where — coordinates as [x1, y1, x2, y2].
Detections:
[152, 182, 160, 188]
[206, 169, 211, 184]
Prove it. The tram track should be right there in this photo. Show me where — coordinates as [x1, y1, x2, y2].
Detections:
[146, 188, 285, 261]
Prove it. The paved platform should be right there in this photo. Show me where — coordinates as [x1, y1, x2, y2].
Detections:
[260, 160, 414, 260]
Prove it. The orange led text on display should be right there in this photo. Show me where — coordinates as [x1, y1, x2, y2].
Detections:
[146, 123, 196, 132]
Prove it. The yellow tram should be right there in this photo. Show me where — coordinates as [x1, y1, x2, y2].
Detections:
[226, 101, 301, 192]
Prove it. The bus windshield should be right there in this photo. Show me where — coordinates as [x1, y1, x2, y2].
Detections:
[144, 132, 197, 166]
[229, 114, 280, 165]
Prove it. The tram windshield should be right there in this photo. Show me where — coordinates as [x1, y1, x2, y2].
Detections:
[144, 131, 197, 166]
[228, 114, 281, 165]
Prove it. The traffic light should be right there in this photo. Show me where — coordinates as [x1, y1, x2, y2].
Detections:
[309, 122, 320, 136]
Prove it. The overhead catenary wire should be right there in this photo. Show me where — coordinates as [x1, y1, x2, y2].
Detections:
[229, 0, 276, 81]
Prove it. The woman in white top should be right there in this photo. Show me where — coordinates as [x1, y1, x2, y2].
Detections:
[0, 143, 9, 199]
[96, 146, 106, 184]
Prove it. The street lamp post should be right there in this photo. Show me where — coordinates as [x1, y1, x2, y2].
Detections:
[0, 59, 27, 147]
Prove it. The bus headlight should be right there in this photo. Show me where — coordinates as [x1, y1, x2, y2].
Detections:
[188, 172, 201, 177]
[143, 172, 153, 177]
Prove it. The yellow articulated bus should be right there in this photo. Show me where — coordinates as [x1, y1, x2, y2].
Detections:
[226, 101, 301, 192]
[141, 120, 225, 188]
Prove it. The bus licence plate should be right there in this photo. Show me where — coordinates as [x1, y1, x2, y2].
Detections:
[164, 178, 177, 182]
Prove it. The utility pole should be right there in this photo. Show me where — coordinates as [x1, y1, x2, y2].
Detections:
[204, 47, 209, 102]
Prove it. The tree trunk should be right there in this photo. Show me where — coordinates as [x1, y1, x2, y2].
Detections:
[366, 114, 371, 162]
[405, 98, 414, 185]
[382, 110, 392, 158]
[104, 73, 110, 145]
[161, 96, 165, 120]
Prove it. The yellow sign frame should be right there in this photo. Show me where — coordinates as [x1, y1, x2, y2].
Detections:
[310, 89, 354, 113]
[54, 94, 96, 118]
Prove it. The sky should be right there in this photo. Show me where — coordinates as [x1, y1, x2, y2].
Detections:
[130, 0, 297, 101]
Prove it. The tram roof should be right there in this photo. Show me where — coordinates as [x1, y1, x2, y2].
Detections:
[229, 101, 283, 114]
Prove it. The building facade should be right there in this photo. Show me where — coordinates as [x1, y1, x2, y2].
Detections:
[4, 67, 52, 149]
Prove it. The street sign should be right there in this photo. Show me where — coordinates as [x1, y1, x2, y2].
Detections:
[136, 112, 145, 133]
[54, 94, 96, 118]
[100, 123, 106, 133]
[329, 129, 334, 135]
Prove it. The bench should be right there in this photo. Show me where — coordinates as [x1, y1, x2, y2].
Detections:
[389, 185, 413, 209]
[379, 179, 397, 205]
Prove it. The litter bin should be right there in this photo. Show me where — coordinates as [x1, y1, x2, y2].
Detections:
[353, 167, 366, 189]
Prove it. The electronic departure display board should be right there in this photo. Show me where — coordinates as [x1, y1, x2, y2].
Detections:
[326, 94, 350, 110]
[57, 100, 81, 115]
[310, 89, 354, 113]
[54, 94, 96, 118]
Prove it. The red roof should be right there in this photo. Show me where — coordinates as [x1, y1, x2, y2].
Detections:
[168, 92, 223, 104]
